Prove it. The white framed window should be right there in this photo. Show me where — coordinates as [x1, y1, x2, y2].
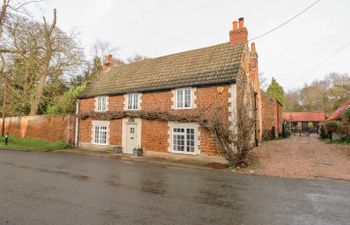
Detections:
[171, 126, 197, 154]
[93, 125, 108, 144]
[96, 96, 107, 112]
[176, 88, 192, 109]
[127, 93, 139, 110]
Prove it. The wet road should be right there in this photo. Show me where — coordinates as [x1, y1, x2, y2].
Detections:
[0, 150, 349, 225]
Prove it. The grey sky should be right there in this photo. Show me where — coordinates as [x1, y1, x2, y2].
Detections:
[29, 0, 350, 90]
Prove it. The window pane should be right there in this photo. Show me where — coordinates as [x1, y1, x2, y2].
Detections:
[95, 126, 99, 143]
[173, 133, 185, 152]
[133, 94, 138, 109]
[127, 94, 138, 109]
[177, 90, 183, 108]
[184, 89, 191, 108]
[186, 128, 195, 152]
[103, 97, 106, 110]
[98, 97, 106, 111]
[128, 94, 133, 109]
[101, 130, 107, 144]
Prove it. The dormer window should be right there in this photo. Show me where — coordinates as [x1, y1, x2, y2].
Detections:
[96, 96, 108, 112]
[127, 93, 140, 110]
[176, 88, 193, 109]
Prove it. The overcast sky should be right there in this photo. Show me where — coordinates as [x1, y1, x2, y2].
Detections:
[29, 0, 350, 90]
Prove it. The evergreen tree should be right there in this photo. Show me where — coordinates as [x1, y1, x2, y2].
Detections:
[267, 77, 285, 106]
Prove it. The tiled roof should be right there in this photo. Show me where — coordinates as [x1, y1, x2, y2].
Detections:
[327, 99, 350, 121]
[79, 42, 244, 98]
[283, 112, 325, 122]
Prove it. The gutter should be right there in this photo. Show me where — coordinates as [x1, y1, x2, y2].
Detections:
[74, 99, 80, 147]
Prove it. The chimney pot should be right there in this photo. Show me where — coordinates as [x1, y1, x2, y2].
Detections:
[102, 55, 114, 72]
[251, 42, 256, 52]
[229, 18, 248, 45]
[238, 17, 244, 28]
[104, 55, 113, 65]
[233, 21, 238, 30]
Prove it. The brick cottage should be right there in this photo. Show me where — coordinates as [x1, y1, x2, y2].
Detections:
[76, 18, 262, 160]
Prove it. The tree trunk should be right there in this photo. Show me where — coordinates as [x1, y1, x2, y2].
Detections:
[29, 58, 50, 115]
[29, 9, 56, 115]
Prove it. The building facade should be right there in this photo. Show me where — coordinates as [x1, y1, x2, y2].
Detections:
[76, 18, 262, 159]
[283, 112, 325, 132]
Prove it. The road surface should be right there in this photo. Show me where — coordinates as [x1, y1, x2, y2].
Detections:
[0, 150, 349, 225]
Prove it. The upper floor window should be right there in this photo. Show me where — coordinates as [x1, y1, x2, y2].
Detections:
[176, 88, 192, 109]
[96, 96, 107, 112]
[127, 93, 139, 110]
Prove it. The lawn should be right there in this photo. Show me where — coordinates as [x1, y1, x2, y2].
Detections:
[0, 136, 69, 151]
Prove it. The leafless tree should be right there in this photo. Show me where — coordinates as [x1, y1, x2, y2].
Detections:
[28, 8, 56, 115]
[127, 54, 149, 63]
[92, 39, 119, 59]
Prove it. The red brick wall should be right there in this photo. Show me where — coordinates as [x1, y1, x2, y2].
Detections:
[0, 115, 75, 144]
[109, 119, 122, 145]
[80, 97, 95, 111]
[141, 120, 168, 152]
[78, 85, 230, 155]
[261, 91, 275, 139]
[261, 91, 282, 139]
[79, 118, 92, 143]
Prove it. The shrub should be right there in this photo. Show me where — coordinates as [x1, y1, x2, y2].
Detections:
[284, 128, 291, 138]
[340, 135, 350, 144]
[337, 124, 350, 135]
[262, 129, 273, 140]
[342, 107, 350, 124]
[342, 107, 350, 118]
[325, 121, 338, 132]
[46, 105, 61, 115]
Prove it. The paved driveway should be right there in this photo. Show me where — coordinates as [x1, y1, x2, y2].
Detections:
[0, 150, 349, 225]
[251, 134, 350, 180]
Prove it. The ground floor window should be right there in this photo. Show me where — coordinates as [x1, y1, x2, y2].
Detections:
[94, 125, 108, 144]
[172, 127, 196, 154]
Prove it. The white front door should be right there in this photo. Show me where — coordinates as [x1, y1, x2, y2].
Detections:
[126, 123, 138, 154]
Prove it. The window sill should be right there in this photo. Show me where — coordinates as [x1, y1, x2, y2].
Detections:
[92, 142, 109, 145]
[169, 150, 199, 155]
[173, 107, 195, 110]
[124, 109, 141, 111]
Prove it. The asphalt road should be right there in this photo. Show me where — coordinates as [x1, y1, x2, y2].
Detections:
[0, 150, 349, 225]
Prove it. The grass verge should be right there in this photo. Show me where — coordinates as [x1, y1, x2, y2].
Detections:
[0, 136, 69, 151]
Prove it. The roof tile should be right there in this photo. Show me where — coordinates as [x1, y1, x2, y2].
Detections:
[79, 42, 244, 98]
[283, 112, 325, 122]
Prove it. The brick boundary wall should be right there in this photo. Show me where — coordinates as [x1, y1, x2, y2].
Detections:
[261, 91, 283, 140]
[0, 115, 75, 144]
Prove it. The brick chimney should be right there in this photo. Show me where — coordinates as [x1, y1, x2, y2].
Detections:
[102, 55, 114, 71]
[229, 17, 248, 45]
[250, 42, 258, 81]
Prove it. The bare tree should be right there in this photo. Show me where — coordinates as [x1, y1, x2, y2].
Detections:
[92, 39, 119, 59]
[127, 54, 149, 63]
[1, 0, 42, 52]
[29, 8, 56, 115]
[258, 72, 269, 91]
